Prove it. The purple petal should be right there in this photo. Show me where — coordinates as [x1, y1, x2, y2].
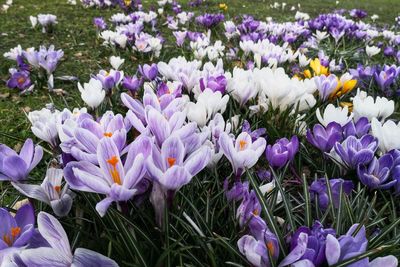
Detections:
[325, 234, 340, 265]
[95, 197, 114, 217]
[11, 182, 50, 204]
[19, 139, 34, 166]
[15, 203, 35, 229]
[158, 166, 191, 190]
[184, 146, 212, 176]
[2, 156, 28, 181]
[97, 137, 124, 185]
[72, 248, 118, 267]
[18, 247, 71, 267]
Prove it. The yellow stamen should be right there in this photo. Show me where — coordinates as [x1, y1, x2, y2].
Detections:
[103, 132, 113, 137]
[107, 156, 122, 185]
[167, 157, 176, 168]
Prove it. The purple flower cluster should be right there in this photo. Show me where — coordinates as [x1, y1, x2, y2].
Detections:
[195, 13, 225, 28]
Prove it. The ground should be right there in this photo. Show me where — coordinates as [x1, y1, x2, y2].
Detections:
[0, 0, 399, 147]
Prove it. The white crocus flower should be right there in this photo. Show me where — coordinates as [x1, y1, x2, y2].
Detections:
[227, 68, 258, 106]
[352, 90, 394, 122]
[30, 16, 38, 28]
[371, 118, 400, 153]
[366, 45, 381, 57]
[371, 14, 379, 22]
[313, 30, 329, 42]
[316, 104, 353, 127]
[77, 78, 105, 109]
[109, 56, 125, 70]
[28, 108, 60, 147]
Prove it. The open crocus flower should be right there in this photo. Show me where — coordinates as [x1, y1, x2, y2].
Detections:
[352, 90, 394, 122]
[15, 212, 118, 266]
[371, 118, 400, 153]
[343, 117, 370, 139]
[219, 131, 266, 177]
[304, 58, 329, 78]
[0, 203, 35, 262]
[329, 73, 357, 99]
[316, 104, 353, 127]
[146, 133, 212, 191]
[238, 232, 279, 267]
[266, 136, 299, 169]
[314, 74, 338, 100]
[357, 154, 396, 189]
[0, 139, 43, 182]
[306, 122, 343, 153]
[12, 168, 74, 217]
[95, 69, 124, 91]
[64, 136, 151, 216]
[65, 111, 128, 164]
[28, 107, 60, 148]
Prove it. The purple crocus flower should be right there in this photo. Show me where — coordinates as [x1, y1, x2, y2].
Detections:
[173, 31, 187, 46]
[306, 122, 343, 153]
[12, 168, 74, 217]
[314, 74, 338, 100]
[357, 154, 396, 189]
[334, 135, 378, 169]
[6, 70, 31, 90]
[384, 46, 395, 57]
[93, 17, 107, 30]
[265, 136, 299, 169]
[139, 63, 158, 81]
[0, 203, 35, 260]
[224, 179, 249, 201]
[343, 118, 370, 139]
[15, 212, 118, 266]
[199, 75, 227, 94]
[0, 139, 43, 182]
[122, 75, 142, 93]
[146, 133, 212, 192]
[38, 45, 64, 75]
[219, 132, 266, 177]
[95, 69, 123, 90]
[279, 221, 335, 266]
[374, 68, 397, 91]
[195, 13, 225, 28]
[310, 178, 354, 210]
[64, 136, 151, 216]
[349, 9, 368, 19]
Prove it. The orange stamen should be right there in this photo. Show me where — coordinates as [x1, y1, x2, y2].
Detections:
[167, 157, 176, 167]
[252, 209, 259, 216]
[11, 227, 20, 239]
[17, 77, 25, 85]
[267, 241, 275, 256]
[107, 156, 122, 185]
[3, 227, 21, 246]
[103, 132, 113, 137]
[54, 186, 61, 193]
[239, 140, 247, 151]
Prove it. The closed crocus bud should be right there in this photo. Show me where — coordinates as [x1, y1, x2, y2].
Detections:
[78, 78, 105, 109]
[109, 56, 125, 70]
[371, 118, 400, 153]
[266, 136, 299, 169]
[139, 63, 158, 81]
[366, 45, 381, 57]
[306, 122, 343, 153]
[122, 75, 142, 93]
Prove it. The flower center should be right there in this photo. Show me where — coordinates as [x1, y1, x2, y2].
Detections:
[17, 77, 26, 85]
[3, 227, 21, 246]
[167, 157, 176, 168]
[107, 156, 122, 185]
[252, 209, 259, 216]
[103, 132, 113, 137]
[54, 186, 61, 193]
[239, 140, 247, 151]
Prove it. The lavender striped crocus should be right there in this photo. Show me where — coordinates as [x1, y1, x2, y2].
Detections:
[14, 212, 118, 266]
[0, 139, 43, 182]
[343, 117, 370, 139]
[357, 154, 396, 189]
[306, 122, 343, 153]
[95, 69, 123, 90]
[0, 203, 35, 261]
[219, 131, 266, 177]
[64, 136, 151, 216]
[139, 63, 158, 81]
[12, 168, 74, 217]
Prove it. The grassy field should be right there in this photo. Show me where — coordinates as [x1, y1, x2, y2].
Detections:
[0, 0, 399, 148]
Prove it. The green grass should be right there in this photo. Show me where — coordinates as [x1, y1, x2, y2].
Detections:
[0, 0, 399, 147]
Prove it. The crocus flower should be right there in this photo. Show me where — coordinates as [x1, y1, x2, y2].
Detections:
[352, 90, 394, 122]
[12, 168, 74, 217]
[195, 13, 224, 28]
[357, 154, 396, 189]
[238, 232, 279, 267]
[333, 135, 378, 169]
[0, 139, 43, 182]
[0, 203, 35, 261]
[173, 31, 187, 46]
[241, 120, 266, 142]
[28, 107, 60, 148]
[37, 14, 57, 32]
[93, 17, 107, 30]
[78, 78, 105, 109]
[37, 45, 64, 74]
[314, 74, 338, 100]
[15, 212, 118, 266]
[366, 45, 380, 57]
[343, 118, 370, 139]
[64, 136, 151, 216]
[219, 132, 266, 177]
[122, 75, 142, 93]
[199, 75, 227, 94]
[139, 63, 158, 81]
[109, 56, 124, 70]
[279, 221, 335, 266]
[310, 178, 353, 210]
[374, 67, 397, 91]
[306, 122, 343, 153]
[371, 118, 400, 153]
[265, 136, 299, 169]
[95, 69, 123, 91]
[6, 70, 31, 90]
[316, 104, 353, 127]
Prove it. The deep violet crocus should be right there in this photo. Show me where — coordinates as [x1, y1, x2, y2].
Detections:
[265, 136, 299, 169]
[0, 203, 35, 260]
[310, 178, 354, 210]
[279, 221, 335, 267]
[139, 63, 158, 81]
[343, 117, 371, 139]
[199, 75, 227, 94]
[333, 135, 378, 169]
[64, 136, 151, 217]
[306, 122, 343, 153]
[14, 212, 118, 266]
[0, 139, 43, 182]
[357, 154, 396, 189]
[122, 75, 142, 93]
[219, 132, 266, 177]
[12, 168, 74, 217]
